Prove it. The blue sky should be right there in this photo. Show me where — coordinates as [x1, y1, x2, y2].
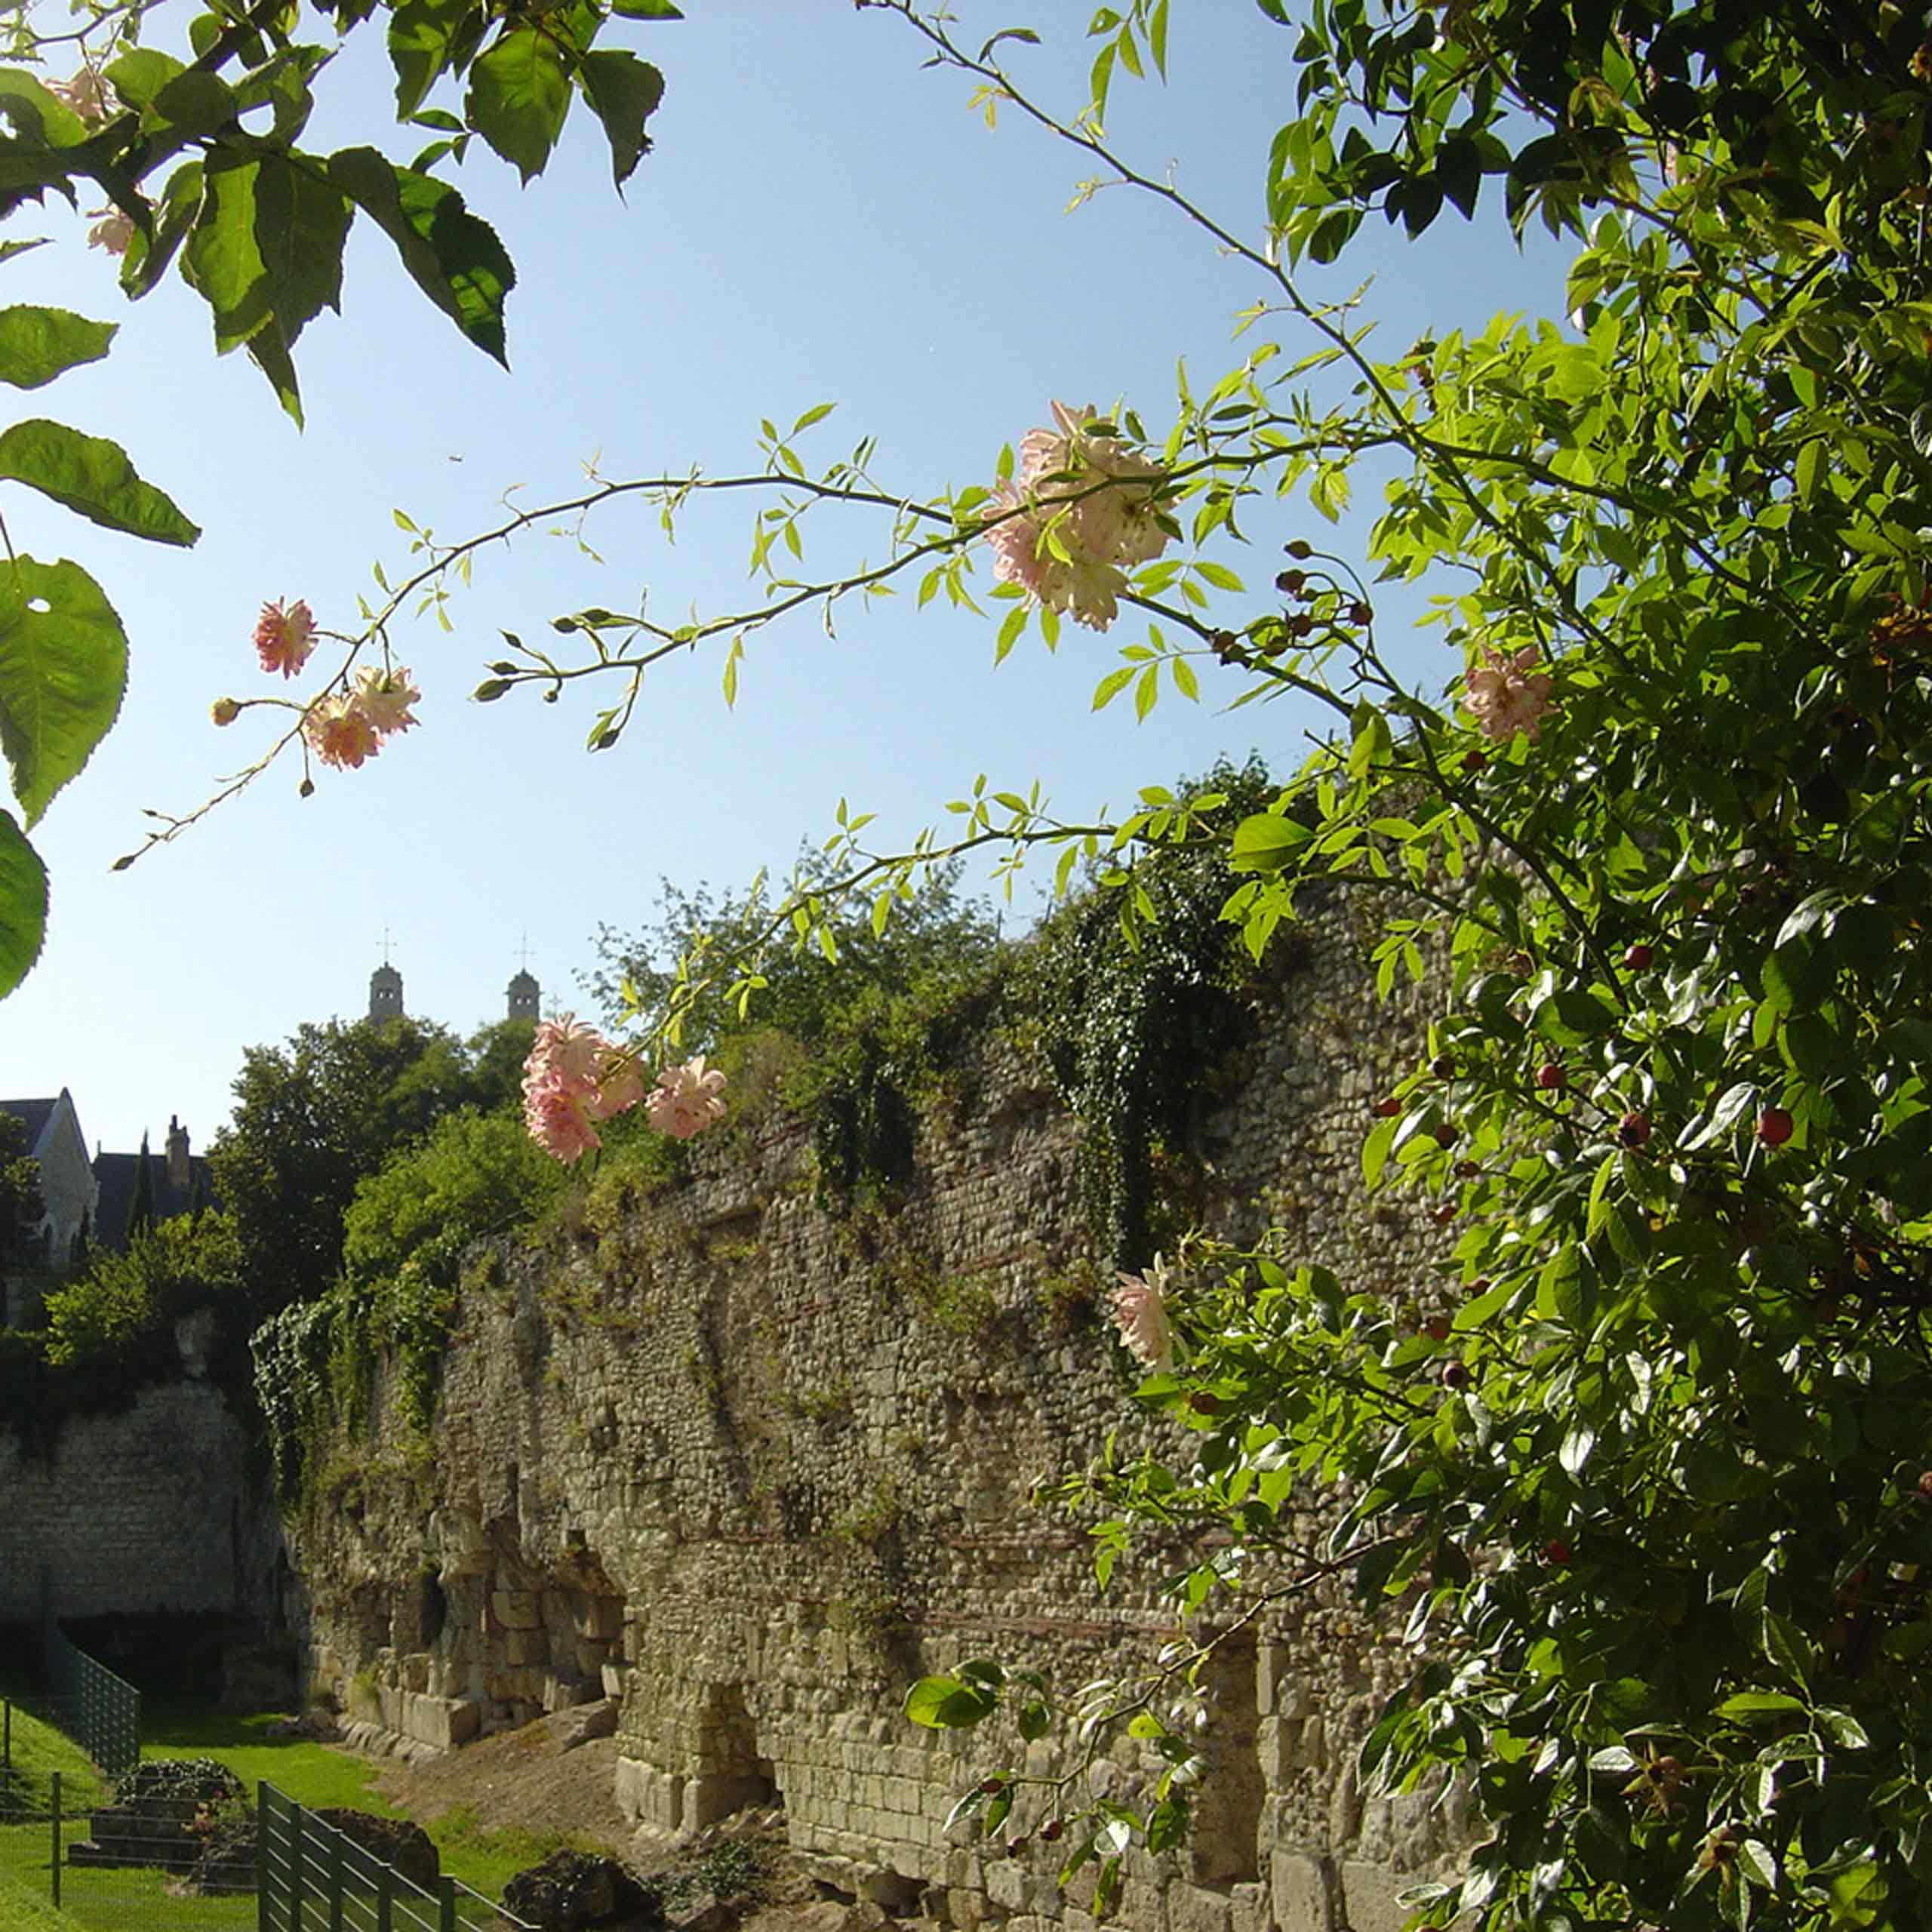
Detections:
[0, 1, 1566, 1156]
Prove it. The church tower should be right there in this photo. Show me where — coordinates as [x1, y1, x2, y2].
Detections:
[506, 968, 540, 1023]
[368, 961, 404, 1023]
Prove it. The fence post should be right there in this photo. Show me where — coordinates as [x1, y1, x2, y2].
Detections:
[376, 1863, 392, 1932]
[289, 1803, 306, 1932]
[438, 1873, 457, 1932]
[257, 1786, 270, 1932]
[49, 1770, 59, 1912]
[328, 1828, 345, 1932]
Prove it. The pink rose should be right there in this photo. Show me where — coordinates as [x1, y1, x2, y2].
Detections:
[303, 694, 380, 770]
[1461, 645, 1555, 741]
[353, 665, 420, 737]
[1111, 1258, 1174, 1371]
[984, 401, 1171, 633]
[646, 1056, 728, 1140]
[255, 598, 317, 678]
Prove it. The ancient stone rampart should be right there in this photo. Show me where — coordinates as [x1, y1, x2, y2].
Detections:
[293, 900, 1469, 1932]
[0, 1338, 269, 1623]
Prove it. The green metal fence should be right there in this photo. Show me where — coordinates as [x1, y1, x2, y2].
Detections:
[42, 1617, 141, 1780]
[257, 1785, 536, 1932]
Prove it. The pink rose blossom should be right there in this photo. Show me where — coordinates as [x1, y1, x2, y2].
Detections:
[353, 664, 421, 737]
[51, 70, 109, 122]
[1462, 645, 1555, 741]
[255, 598, 317, 678]
[303, 694, 381, 771]
[646, 1056, 728, 1140]
[524, 1080, 601, 1164]
[527, 1015, 608, 1088]
[521, 1016, 648, 1160]
[85, 208, 132, 256]
[1111, 1257, 1174, 1371]
[984, 401, 1171, 632]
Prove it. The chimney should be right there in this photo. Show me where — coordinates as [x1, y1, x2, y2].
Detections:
[166, 1115, 190, 1189]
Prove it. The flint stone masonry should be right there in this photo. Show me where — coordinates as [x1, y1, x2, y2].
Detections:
[293, 894, 1471, 1928]
[0, 1374, 273, 1622]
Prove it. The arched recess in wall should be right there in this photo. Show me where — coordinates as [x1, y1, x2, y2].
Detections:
[688, 1682, 780, 1831]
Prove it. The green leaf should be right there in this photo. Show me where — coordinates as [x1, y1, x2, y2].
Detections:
[578, 51, 663, 189]
[467, 27, 570, 184]
[1715, 1691, 1807, 1719]
[0, 71, 91, 149]
[143, 69, 237, 142]
[1231, 811, 1311, 872]
[387, 0, 460, 119]
[180, 154, 272, 353]
[328, 148, 515, 365]
[0, 808, 45, 996]
[103, 47, 185, 109]
[1017, 1700, 1049, 1742]
[0, 306, 115, 389]
[903, 1674, 998, 1728]
[0, 555, 128, 826]
[609, 0, 682, 13]
[0, 420, 198, 547]
[251, 152, 352, 345]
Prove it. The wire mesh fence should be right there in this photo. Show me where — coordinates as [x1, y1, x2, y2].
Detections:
[0, 1755, 537, 1928]
[0, 1763, 257, 1928]
[258, 1784, 537, 1931]
[43, 1619, 142, 1780]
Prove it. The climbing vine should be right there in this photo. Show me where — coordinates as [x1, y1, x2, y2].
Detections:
[1014, 758, 1278, 1265]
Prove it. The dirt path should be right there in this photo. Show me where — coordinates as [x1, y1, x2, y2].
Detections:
[368, 1712, 907, 1932]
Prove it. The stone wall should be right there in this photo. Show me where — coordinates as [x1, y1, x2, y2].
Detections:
[293, 897, 1469, 1932]
[0, 1322, 275, 1624]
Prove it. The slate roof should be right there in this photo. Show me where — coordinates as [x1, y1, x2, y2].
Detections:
[91, 1150, 214, 1254]
[0, 1098, 59, 1151]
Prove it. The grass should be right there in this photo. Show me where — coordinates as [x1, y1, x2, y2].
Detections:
[0, 1693, 590, 1922]
[0, 1869, 90, 1932]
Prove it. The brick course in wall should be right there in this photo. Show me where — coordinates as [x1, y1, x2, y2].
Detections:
[292, 896, 1470, 1930]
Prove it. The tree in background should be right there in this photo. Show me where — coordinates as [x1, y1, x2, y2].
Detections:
[209, 1015, 485, 1311]
[0, 1111, 45, 1275]
[586, 851, 1001, 1058]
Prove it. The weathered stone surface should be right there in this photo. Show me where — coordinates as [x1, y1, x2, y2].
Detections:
[0, 1381, 276, 1623]
[1340, 1859, 1421, 1932]
[290, 897, 1468, 1930]
[503, 1847, 661, 1930]
[561, 1697, 620, 1751]
[1272, 1851, 1338, 1932]
[312, 1808, 439, 1891]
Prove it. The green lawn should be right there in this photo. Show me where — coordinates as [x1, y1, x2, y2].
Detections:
[2, 1694, 592, 1919]
[0, 1868, 91, 1932]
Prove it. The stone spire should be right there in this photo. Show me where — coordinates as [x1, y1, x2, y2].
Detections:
[369, 961, 404, 1023]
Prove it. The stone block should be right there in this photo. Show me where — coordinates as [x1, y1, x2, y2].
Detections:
[1119, 1877, 1169, 1931]
[989, 1854, 1035, 1916]
[506, 1628, 549, 1666]
[601, 1663, 627, 1698]
[1229, 1882, 1267, 1932]
[945, 1889, 992, 1930]
[1340, 1861, 1412, 1932]
[405, 1694, 480, 1750]
[1272, 1851, 1337, 1932]
[1169, 1882, 1235, 1932]
[491, 1590, 540, 1629]
[577, 1594, 624, 1640]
